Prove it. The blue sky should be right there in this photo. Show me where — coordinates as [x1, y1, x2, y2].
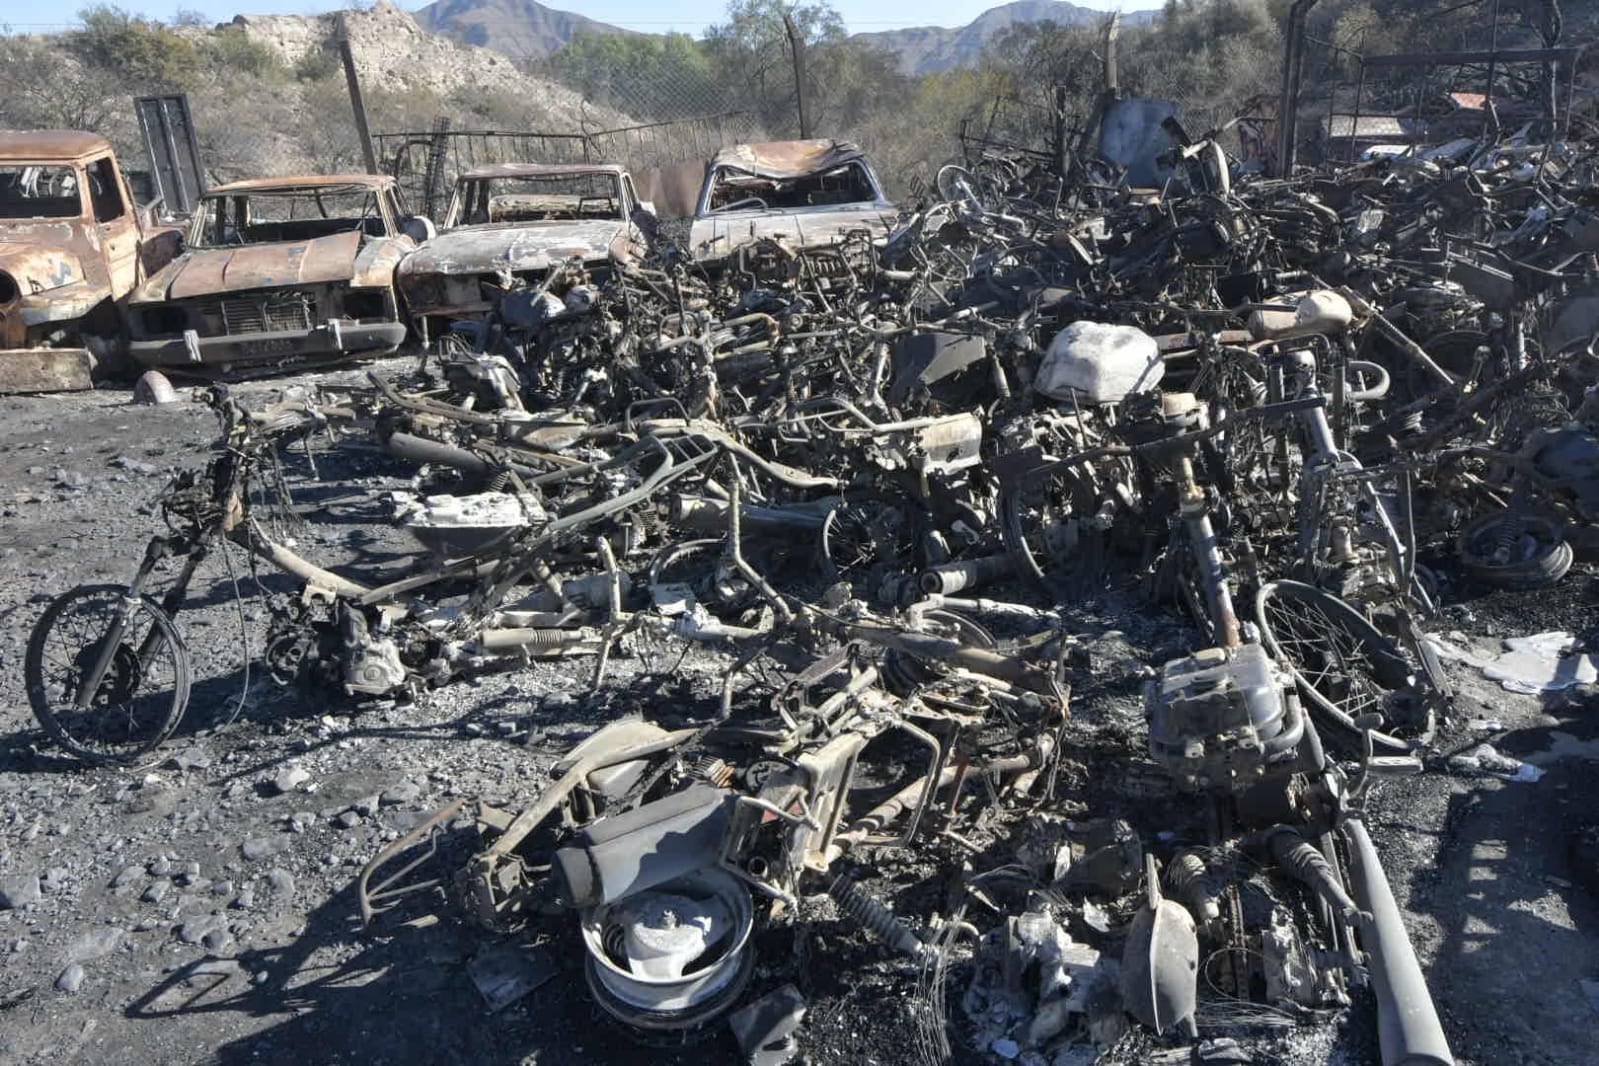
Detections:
[0, 0, 1144, 35]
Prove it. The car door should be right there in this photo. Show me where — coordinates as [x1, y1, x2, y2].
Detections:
[86, 155, 140, 298]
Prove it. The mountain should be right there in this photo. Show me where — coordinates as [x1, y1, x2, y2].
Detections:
[854, 1, 1160, 76]
[415, 0, 635, 60]
[415, 0, 1159, 72]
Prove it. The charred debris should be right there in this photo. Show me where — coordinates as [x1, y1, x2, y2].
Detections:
[24, 103, 1599, 1066]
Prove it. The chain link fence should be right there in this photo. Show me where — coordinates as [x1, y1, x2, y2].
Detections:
[376, 110, 766, 221]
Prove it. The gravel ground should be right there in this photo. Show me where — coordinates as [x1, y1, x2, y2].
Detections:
[1, 366, 1596, 1066]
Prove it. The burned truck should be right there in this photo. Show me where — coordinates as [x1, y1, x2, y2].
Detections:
[395, 163, 655, 342]
[125, 175, 425, 372]
[689, 139, 896, 264]
[0, 130, 182, 392]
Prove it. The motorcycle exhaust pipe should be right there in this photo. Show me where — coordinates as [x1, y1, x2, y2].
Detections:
[1343, 817, 1453, 1066]
[919, 553, 1013, 595]
[383, 431, 541, 482]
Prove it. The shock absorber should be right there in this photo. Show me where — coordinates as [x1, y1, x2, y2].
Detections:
[827, 875, 928, 959]
[1267, 827, 1371, 927]
[1166, 851, 1221, 925]
[1490, 511, 1525, 566]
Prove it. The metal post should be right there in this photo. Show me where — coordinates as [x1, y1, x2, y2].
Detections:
[1484, 0, 1502, 140]
[337, 15, 379, 175]
[1076, 13, 1121, 165]
[1053, 85, 1069, 181]
[1276, 0, 1320, 177]
[1351, 57, 1366, 165]
[783, 12, 810, 139]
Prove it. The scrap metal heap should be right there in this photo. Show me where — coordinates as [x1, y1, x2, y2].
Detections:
[31, 125, 1599, 1065]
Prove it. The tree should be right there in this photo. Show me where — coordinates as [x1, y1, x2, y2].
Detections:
[548, 33, 722, 119]
[0, 37, 129, 134]
[702, 0, 847, 134]
[71, 5, 201, 89]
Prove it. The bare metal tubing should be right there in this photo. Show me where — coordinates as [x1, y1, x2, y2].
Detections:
[1343, 818, 1454, 1066]
[1174, 455, 1240, 649]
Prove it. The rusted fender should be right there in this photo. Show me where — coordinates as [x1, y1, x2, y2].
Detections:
[0, 241, 100, 333]
[0, 239, 85, 294]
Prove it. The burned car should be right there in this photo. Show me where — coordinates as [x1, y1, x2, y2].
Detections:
[396, 163, 653, 338]
[0, 130, 181, 391]
[126, 175, 425, 370]
[689, 139, 895, 264]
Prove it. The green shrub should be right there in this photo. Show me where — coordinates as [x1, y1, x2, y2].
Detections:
[71, 5, 201, 89]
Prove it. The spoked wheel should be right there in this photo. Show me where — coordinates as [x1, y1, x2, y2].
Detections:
[1002, 467, 1105, 596]
[819, 499, 918, 587]
[1254, 580, 1417, 752]
[25, 584, 191, 766]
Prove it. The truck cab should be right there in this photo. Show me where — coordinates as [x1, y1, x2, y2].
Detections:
[0, 130, 181, 391]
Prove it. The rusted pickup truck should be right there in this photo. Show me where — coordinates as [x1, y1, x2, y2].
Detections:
[689, 139, 896, 264]
[0, 130, 182, 392]
[126, 174, 424, 371]
[396, 162, 653, 339]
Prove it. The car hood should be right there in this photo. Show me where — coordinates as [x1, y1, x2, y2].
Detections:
[400, 221, 627, 279]
[689, 203, 896, 261]
[131, 231, 396, 303]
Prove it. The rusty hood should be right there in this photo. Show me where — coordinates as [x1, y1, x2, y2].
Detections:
[132, 231, 374, 303]
[400, 221, 626, 280]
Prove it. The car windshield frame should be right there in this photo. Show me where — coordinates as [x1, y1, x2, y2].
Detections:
[0, 163, 85, 220]
[188, 183, 395, 249]
[702, 160, 881, 215]
[446, 172, 626, 229]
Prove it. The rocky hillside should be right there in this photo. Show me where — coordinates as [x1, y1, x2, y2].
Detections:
[232, 2, 628, 124]
[416, 0, 634, 61]
[853, 1, 1160, 76]
[415, 0, 1159, 74]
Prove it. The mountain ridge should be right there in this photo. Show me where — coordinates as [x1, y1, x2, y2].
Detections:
[854, 1, 1159, 75]
[414, 0, 1160, 70]
[414, 0, 636, 60]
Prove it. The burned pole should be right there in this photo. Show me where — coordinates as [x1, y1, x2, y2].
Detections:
[338, 14, 380, 176]
[1073, 12, 1122, 172]
[1054, 86, 1069, 181]
[1276, 0, 1319, 178]
[783, 12, 811, 139]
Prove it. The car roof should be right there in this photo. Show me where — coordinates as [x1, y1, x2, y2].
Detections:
[205, 174, 396, 195]
[708, 140, 865, 179]
[458, 163, 628, 180]
[0, 130, 114, 162]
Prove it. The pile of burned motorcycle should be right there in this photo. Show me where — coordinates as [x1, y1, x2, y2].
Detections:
[26, 133, 1599, 1066]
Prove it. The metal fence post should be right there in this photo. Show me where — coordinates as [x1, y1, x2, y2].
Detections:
[783, 13, 811, 139]
[337, 14, 379, 176]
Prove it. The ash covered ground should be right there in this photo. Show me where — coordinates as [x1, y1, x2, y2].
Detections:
[1, 367, 1596, 1066]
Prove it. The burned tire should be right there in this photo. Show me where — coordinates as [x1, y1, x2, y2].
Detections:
[1254, 580, 1415, 752]
[1456, 510, 1573, 590]
[25, 584, 191, 767]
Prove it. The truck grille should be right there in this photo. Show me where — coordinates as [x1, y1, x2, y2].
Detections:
[191, 291, 317, 336]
